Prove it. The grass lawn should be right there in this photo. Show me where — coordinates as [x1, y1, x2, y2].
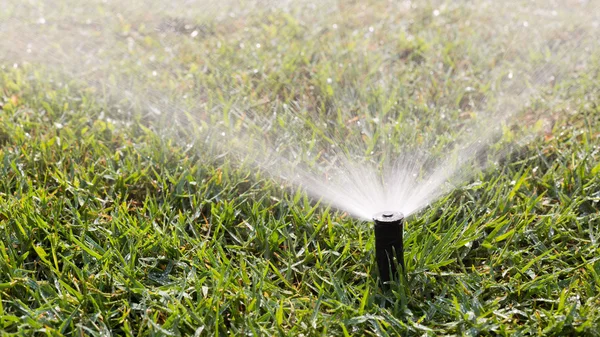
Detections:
[1, 0, 600, 335]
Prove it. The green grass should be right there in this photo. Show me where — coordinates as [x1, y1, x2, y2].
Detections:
[1, 1, 600, 335]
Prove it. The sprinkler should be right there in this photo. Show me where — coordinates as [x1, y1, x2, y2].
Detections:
[373, 211, 405, 287]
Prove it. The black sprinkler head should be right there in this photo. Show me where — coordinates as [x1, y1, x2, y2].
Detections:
[373, 211, 405, 287]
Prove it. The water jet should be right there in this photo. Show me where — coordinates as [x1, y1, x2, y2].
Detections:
[372, 211, 404, 287]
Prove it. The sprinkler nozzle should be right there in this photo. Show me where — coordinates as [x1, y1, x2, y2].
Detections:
[373, 211, 405, 287]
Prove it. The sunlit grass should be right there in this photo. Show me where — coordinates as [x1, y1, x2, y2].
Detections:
[1, 1, 600, 335]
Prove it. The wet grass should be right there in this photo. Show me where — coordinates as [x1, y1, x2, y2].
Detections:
[1, 1, 600, 335]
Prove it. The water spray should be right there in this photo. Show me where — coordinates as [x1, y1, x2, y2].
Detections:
[373, 211, 405, 287]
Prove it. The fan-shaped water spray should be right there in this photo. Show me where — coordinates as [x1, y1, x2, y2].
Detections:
[2, 0, 599, 233]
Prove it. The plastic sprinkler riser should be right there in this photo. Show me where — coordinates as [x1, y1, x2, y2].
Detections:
[372, 211, 405, 287]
